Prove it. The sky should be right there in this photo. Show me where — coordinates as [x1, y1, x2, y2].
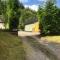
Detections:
[19, 0, 60, 11]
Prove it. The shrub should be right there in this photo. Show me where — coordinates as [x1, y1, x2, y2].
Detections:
[38, 0, 60, 35]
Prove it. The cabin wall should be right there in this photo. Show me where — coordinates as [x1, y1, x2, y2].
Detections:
[0, 23, 5, 29]
[25, 24, 34, 31]
[25, 22, 40, 32]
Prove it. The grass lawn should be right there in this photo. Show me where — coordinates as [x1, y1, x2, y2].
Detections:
[0, 32, 25, 60]
[41, 36, 60, 43]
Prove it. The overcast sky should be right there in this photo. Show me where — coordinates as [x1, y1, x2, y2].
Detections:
[19, 0, 60, 11]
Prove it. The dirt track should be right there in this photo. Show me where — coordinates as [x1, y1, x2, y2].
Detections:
[18, 31, 59, 60]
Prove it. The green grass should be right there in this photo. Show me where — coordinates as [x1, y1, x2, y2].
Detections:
[41, 36, 60, 43]
[0, 32, 25, 60]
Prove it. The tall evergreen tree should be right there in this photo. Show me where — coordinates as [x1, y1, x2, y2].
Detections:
[0, 0, 6, 15]
[42, 0, 56, 34]
[6, 0, 24, 30]
[37, 0, 60, 35]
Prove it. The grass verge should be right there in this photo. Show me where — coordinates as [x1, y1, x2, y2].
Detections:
[0, 32, 25, 60]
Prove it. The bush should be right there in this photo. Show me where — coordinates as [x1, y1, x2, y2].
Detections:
[9, 16, 19, 31]
[38, 0, 60, 35]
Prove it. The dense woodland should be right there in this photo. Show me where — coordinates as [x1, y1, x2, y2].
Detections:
[0, 0, 60, 35]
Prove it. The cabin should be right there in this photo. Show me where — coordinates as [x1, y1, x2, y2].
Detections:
[25, 22, 40, 32]
[0, 19, 5, 29]
[24, 17, 40, 32]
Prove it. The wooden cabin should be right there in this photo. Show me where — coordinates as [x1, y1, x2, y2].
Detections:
[24, 17, 40, 32]
[25, 22, 40, 32]
[0, 19, 5, 29]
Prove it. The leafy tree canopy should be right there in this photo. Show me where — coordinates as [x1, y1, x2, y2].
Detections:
[37, 0, 60, 35]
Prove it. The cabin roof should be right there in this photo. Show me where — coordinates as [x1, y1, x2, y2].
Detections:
[24, 17, 38, 25]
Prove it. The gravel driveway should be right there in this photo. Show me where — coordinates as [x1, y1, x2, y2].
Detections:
[18, 31, 59, 60]
[20, 37, 50, 60]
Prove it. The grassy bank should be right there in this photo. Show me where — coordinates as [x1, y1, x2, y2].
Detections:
[41, 36, 60, 43]
[0, 32, 25, 60]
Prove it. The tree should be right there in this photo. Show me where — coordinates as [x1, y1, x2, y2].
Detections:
[0, 0, 3, 15]
[38, 0, 60, 35]
[0, 0, 7, 29]
[37, 6, 44, 33]
[6, 0, 24, 30]
[19, 8, 36, 30]
[0, 0, 7, 15]
[0, 0, 2, 15]
[42, 0, 56, 34]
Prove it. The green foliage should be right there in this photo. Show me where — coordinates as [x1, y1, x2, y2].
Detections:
[37, 6, 44, 33]
[0, 0, 2, 15]
[0, 0, 24, 30]
[0, 32, 25, 60]
[0, 0, 7, 17]
[0, 0, 5, 15]
[19, 8, 36, 30]
[38, 0, 60, 35]
[0, 0, 7, 28]
[6, 0, 23, 31]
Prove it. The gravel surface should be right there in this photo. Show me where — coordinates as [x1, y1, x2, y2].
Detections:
[18, 31, 59, 60]
[20, 37, 50, 60]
